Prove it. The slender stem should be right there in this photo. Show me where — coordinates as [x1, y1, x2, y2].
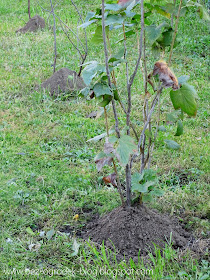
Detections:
[28, 0, 31, 19]
[112, 160, 125, 206]
[168, 0, 183, 66]
[101, 0, 121, 139]
[171, 0, 177, 27]
[104, 107, 109, 136]
[127, 0, 144, 92]
[101, 0, 124, 205]
[37, 0, 88, 75]
[148, 94, 161, 169]
[50, 0, 57, 73]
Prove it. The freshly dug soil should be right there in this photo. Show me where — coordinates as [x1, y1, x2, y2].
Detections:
[16, 15, 45, 33]
[40, 68, 85, 96]
[83, 205, 192, 261]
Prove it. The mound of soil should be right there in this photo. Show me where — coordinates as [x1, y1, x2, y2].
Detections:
[16, 15, 45, 33]
[40, 68, 85, 96]
[83, 205, 192, 261]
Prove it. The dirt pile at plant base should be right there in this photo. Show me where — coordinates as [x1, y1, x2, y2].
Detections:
[40, 68, 85, 96]
[16, 15, 45, 33]
[83, 205, 192, 261]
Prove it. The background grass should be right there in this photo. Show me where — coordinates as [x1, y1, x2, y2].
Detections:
[0, 0, 209, 279]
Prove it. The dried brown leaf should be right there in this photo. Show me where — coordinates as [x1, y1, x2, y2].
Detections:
[152, 60, 179, 90]
[103, 173, 117, 187]
[95, 156, 113, 172]
[104, 138, 115, 154]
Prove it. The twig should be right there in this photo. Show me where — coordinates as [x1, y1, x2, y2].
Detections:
[50, 0, 57, 73]
[171, 0, 177, 27]
[147, 93, 161, 169]
[168, 0, 183, 66]
[101, 0, 124, 205]
[101, 0, 120, 139]
[127, 0, 144, 92]
[28, 0, 31, 19]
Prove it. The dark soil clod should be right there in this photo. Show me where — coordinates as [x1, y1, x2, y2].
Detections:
[16, 15, 45, 33]
[83, 206, 192, 260]
[40, 68, 85, 96]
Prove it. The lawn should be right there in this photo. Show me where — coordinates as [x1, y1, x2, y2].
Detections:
[0, 0, 209, 279]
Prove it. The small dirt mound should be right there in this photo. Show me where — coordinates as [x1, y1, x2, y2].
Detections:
[16, 15, 45, 33]
[40, 68, 85, 96]
[83, 206, 192, 261]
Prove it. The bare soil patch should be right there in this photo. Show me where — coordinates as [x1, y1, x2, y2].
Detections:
[40, 68, 85, 96]
[16, 15, 45, 33]
[83, 205, 192, 261]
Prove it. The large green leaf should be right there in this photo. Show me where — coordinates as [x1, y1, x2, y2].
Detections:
[153, 5, 171, 18]
[170, 83, 197, 116]
[164, 139, 180, 150]
[116, 135, 137, 166]
[105, 14, 124, 26]
[175, 120, 183, 136]
[105, 4, 121, 12]
[146, 22, 169, 45]
[82, 61, 98, 85]
[132, 183, 148, 193]
[93, 83, 112, 98]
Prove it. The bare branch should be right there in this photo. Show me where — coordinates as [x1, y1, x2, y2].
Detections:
[127, 0, 144, 92]
[50, 0, 57, 73]
[101, 0, 121, 138]
[28, 0, 31, 19]
[168, 0, 183, 66]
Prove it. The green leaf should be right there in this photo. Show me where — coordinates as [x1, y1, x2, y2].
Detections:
[150, 189, 164, 196]
[80, 87, 90, 97]
[143, 169, 157, 181]
[79, 19, 96, 29]
[175, 120, 183, 136]
[92, 25, 103, 44]
[146, 22, 169, 45]
[166, 112, 178, 122]
[82, 61, 98, 86]
[105, 4, 121, 12]
[158, 125, 166, 132]
[26, 227, 35, 236]
[142, 193, 153, 202]
[131, 172, 144, 184]
[170, 83, 197, 116]
[153, 5, 171, 19]
[157, 28, 173, 48]
[164, 139, 180, 150]
[108, 136, 118, 144]
[132, 183, 148, 193]
[93, 83, 112, 97]
[113, 90, 120, 101]
[116, 135, 137, 166]
[105, 14, 124, 26]
[98, 95, 112, 107]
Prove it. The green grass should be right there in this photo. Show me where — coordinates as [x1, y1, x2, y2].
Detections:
[0, 0, 209, 279]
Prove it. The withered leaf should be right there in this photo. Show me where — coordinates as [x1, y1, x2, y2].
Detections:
[152, 60, 179, 90]
[95, 156, 113, 172]
[103, 173, 117, 187]
[104, 137, 115, 154]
